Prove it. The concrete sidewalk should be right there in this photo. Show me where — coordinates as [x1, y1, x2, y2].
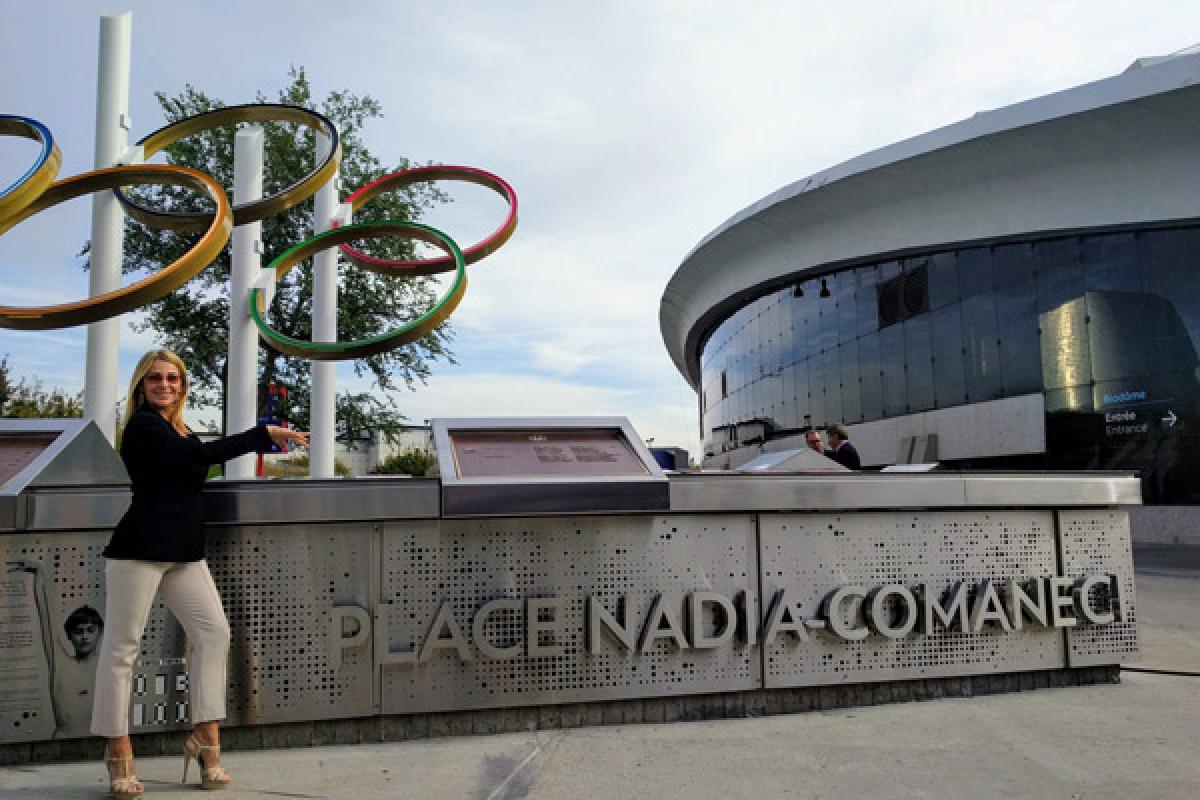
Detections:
[3, 547, 1197, 800]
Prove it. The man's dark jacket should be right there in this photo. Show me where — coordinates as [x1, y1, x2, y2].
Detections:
[826, 441, 861, 470]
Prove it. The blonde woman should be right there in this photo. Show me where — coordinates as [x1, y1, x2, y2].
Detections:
[93, 349, 308, 797]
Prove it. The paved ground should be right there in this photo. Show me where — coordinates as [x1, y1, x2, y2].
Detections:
[3, 546, 1197, 800]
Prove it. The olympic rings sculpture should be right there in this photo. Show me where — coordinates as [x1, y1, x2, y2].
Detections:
[337, 165, 517, 275]
[0, 107, 517, 358]
[251, 221, 465, 361]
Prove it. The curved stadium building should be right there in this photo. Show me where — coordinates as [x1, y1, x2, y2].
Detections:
[661, 46, 1200, 503]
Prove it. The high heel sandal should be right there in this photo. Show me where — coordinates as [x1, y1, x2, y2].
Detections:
[182, 734, 232, 790]
[105, 754, 144, 799]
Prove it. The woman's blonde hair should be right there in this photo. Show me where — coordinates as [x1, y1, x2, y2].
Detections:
[122, 349, 189, 433]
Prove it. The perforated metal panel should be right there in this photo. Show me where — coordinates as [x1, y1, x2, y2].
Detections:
[1057, 510, 1139, 666]
[209, 524, 375, 725]
[759, 511, 1065, 688]
[379, 515, 758, 713]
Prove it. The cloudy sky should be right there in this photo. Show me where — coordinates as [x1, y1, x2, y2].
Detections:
[3, 1, 1200, 456]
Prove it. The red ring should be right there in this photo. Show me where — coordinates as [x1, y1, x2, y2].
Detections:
[337, 165, 517, 276]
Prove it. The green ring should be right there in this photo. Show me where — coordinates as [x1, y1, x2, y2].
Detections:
[250, 220, 466, 361]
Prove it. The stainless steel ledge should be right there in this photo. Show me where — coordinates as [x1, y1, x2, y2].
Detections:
[668, 472, 1142, 512]
[203, 478, 440, 525]
[18, 485, 131, 531]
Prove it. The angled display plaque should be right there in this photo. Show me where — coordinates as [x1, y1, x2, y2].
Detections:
[432, 417, 669, 516]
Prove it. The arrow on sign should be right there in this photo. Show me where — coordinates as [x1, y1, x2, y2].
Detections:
[1162, 410, 1178, 427]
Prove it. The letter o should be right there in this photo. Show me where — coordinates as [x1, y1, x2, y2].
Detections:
[866, 584, 918, 638]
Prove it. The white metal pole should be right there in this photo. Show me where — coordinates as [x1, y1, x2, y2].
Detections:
[226, 127, 264, 479]
[84, 11, 131, 443]
[310, 133, 338, 478]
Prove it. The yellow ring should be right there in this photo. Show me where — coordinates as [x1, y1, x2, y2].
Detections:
[0, 165, 232, 330]
[0, 117, 62, 226]
[115, 103, 341, 230]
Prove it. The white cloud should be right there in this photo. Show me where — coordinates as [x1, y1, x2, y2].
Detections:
[3, 0, 1198, 463]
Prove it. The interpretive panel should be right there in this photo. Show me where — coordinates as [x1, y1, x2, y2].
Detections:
[375, 515, 758, 713]
[758, 511, 1066, 688]
[449, 430, 648, 478]
[0, 566, 55, 740]
[0, 434, 57, 488]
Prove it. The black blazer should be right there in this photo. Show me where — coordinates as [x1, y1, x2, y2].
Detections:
[103, 408, 272, 562]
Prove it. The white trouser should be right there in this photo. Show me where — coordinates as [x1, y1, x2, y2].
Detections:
[90, 559, 230, 737]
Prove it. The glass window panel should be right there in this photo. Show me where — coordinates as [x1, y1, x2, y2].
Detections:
[996, 281, 1041, 395]
[1087, 290, 1156, 384]
[793, 286, 816, 358]
[957, 247, 993, 298]
[878, 260, 902, 281]
[931, 304, 967, 407]
[793, 358, 810, 429]
[1141, 228, 1200, 291]
[903, 258, 931, 320]
[962, 292, 1002, 401]
[1140, 228, 1200, 358]
[856, 285, 878, 336]
[765, 370, 783, 427]
[765, 322, 781, 376]
[815, 295, 837, 353]
[752, 318, 765, 379]
[1035, 237, 1083, 314]
[855, 266, 879, 332]
[929, 252, 958, 310]
[781, 292, 798, 365]
[839, 339, 862, 423]
[993, 243, 1035, 285]
[836, 273, 857, 343]
[779, 364, 798, 430]
[779, 291, 797, 366]
[807, 356, 826, 428]
[879, 323, 906, 416]
[904, 314, 935, 412]
[859, 333, 883, 422]
[1083, 233, 1140, 294]
[1039, 293, 1091, 390]
[824, 348, 842, 424]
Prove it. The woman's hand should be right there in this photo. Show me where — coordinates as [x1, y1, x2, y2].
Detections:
[266, 425, 310, 450]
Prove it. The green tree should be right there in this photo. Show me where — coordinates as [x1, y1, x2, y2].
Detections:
[102, 67, 452, 441]
[0, 357, 84, 418]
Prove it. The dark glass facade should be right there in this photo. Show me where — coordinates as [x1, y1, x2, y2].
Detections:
[699, 226, 1200, 502]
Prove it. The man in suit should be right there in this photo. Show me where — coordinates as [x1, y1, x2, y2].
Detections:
[824, 424, 861, 469]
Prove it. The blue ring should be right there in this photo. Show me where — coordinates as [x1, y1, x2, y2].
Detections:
[0, 115, 55, 200]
